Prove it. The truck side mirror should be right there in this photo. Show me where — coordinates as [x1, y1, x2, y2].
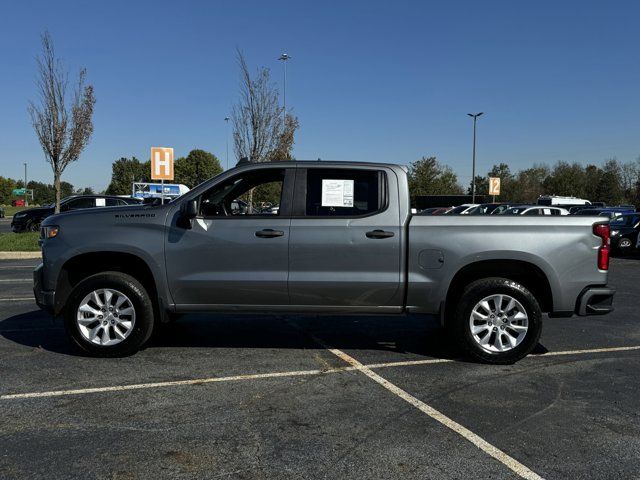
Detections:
[178, 199, 198, 229]
[181, 200, 198, 219]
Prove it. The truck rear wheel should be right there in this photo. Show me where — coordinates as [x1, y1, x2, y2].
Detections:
[63, 272, 155, 357]
[452, 277, 542, 364]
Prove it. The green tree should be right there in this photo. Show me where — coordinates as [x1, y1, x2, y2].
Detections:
[408, 157, 463, 196]
[468, 176, 489, 196]
[542, 162, 586, 198]
[512, 165, 550, 202]
[594, 159, 623, 205]
[105, 157, 149, 195]
[0, 177, 17, 205]
[174, 149, 223, 188]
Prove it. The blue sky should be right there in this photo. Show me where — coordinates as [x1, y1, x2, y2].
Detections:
[1, 0, 639, 191]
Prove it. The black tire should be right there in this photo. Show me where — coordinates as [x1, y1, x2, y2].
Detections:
[64, 271, 155, 357]
[452, 277, 542, 364]
[27, 220, 40, 232]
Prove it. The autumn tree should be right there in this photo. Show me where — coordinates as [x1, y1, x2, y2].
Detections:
[268, 114, 299, 161]
[28, 31, 96, 213]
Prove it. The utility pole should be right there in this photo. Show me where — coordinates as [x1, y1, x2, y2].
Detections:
[278, 53, 291, 130]
[467, 112, 484, 203]
[23, 163, 28, 206]
[224, 117, 230, 170]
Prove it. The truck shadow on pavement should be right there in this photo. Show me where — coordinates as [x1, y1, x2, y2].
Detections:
[0, 310, 548, 362]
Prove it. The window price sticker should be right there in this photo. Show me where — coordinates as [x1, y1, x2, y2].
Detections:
[321, 179, 354, 207]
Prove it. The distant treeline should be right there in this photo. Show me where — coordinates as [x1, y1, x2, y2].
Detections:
[0, 177, 93, 205]
[408, 157, 640, 206]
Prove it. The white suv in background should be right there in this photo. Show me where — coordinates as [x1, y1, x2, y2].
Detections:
[502, 206, 570, 216]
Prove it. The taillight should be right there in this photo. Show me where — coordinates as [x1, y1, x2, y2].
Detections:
[593, 223, 610, 271]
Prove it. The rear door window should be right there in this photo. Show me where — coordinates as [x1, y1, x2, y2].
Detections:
[66, 198, 96, 210]
[303, 169, 385, 217]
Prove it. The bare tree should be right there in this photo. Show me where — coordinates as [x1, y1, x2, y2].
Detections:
[28, 31, 96, 213]
[232, 49, 294, 163]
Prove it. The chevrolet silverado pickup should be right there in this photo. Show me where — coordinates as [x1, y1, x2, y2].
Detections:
[34, 161, 615, 363]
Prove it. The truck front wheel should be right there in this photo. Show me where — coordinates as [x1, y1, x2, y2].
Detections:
[452, 277, 542, 364]
[63, 272, 155, 357]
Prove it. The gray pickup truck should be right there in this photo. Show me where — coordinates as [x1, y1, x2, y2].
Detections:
[34, 161, 615, 363]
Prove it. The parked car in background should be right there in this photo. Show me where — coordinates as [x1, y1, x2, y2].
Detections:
[573, 207, 634, 219]
[11, 195, 142, 233]
[418, 207, 452, 215]
[610, 213, 640, 253]
[465, 203, 527, 215]
[537, 195, 591, 208]
[501, 206, 569, 216]
[0, 206, 5, 218]
[444, 204, 478, 215]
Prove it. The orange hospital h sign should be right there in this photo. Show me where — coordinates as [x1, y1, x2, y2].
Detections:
[151, 147, 174, 181]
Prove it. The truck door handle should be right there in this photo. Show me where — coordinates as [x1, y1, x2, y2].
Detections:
[366, 229, 395, 239]
[255, 229, 285, 238]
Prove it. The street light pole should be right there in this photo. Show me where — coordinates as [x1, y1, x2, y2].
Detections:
[224, 117, 230, 170]
[23, 162, 28, 207]
[278, 53, 290, 130]
[467, 112, 484, 203]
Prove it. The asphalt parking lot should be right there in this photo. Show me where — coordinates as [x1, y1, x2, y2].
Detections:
[1, 257, 639, 479]
[0, 217, 12, 233]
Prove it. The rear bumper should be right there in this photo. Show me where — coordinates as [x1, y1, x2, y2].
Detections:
[575, 287, 615, 316]
[33, 263, 55, 314]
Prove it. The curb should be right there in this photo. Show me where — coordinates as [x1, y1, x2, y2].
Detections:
[0, 252, 42, 260]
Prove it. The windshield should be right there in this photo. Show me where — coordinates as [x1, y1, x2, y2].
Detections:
[502, 207, 528, 215]
[445, 205, 469, 215]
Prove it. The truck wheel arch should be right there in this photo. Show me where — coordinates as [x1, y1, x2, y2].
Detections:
[54, 252, 161, 318]
[443, 260, 553, 323]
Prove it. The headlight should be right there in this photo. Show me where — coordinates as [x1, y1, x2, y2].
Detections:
[14, 212, 25, 218]
[611, 230, 619, 236]
[40, 225, 60, 239]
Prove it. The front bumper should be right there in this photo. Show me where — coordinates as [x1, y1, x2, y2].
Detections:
[33, 263, 55, 314]
[575, 287, 615, 316]
[11, 218, 28, 232]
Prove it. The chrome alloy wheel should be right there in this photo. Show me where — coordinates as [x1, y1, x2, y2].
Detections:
[76, 289, 136, 346]
[469, 294, 529, 353]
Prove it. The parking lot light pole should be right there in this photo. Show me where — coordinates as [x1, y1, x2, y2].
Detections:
[23, 162, 28, 207]
[224, 117, 230, 170]
[278, 53, 290, 130]
[467, 112, 483, 203]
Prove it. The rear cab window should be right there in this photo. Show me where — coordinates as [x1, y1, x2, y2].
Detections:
[300, 168, 386, 217]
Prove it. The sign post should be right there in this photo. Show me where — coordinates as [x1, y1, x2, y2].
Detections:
[150, 147, 174, 204]
[489, 177, 501, 203]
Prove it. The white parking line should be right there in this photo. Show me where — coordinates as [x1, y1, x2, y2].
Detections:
[0, 279, 31, 283]
[0, 366, 356, 400]
[325, 346, 544, 480]
[0, 266, 35, 270]
[0, 297, 33, 302]
[1, 344, 637, 401]
[536, 345, 640, 356]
